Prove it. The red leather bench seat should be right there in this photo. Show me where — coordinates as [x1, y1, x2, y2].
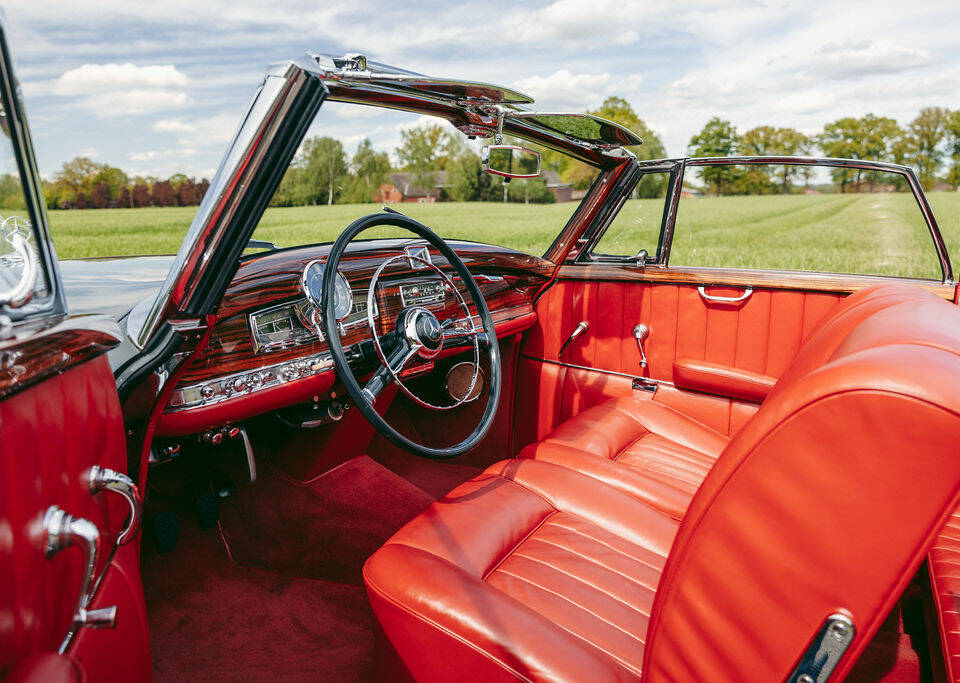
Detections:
[519, 283, 951, 520]
[364, 284, 960, 679]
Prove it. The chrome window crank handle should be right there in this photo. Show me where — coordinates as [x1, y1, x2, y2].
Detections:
[633, 324, 649, 368]
[89, 465, 141, 546]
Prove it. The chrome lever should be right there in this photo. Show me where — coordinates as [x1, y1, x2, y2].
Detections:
[42, 506, 116, 652]
[89, 466, 141, 546]
[558, 320, 589, 356]
[632, 324, 649, 368]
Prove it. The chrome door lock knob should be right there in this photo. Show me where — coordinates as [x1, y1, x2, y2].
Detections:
[632, 324, 649, 368]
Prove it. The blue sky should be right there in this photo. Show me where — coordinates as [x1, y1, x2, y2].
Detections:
[5, 0, 960, 180]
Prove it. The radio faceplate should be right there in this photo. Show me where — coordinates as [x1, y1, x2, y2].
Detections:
[399, 279, 446, 307]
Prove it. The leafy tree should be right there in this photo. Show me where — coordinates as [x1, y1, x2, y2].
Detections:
[397, 124, 448, 201]
[507, 178, 555, 204]
[819, 117, 862, 192]
[152, 180, 176, 207]
[447, 151, 481, 202]
[93, 165, 128, 200]
[90, 181, 111, 208]
[905, 107, 947, 190]
[132, 183, 151, 208]
[688, 118, 740, 195]
[341, 138, 391, 203]
[53, 156, 102, 203]
[589, 96, 668, 197]
[0, 174, 24, 209]
[303, 136, 348, 205]
[175, 178, 201, 206]
[737, 126, 811, 193]
[943, 110, 960, 188]
[75, 192, 87, 209]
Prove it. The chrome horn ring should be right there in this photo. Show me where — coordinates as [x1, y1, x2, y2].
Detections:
[364, 253, 481, 412]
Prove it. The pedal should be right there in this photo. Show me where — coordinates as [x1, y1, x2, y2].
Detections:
[195, 491, 220, 530]
[210, 469, 237, 499]
[150, 511, 180, 554]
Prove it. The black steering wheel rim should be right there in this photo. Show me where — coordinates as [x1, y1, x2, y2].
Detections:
[322, 212, 501, 459]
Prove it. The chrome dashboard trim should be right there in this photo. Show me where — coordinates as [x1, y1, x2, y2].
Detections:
[167, 350, 334, 412]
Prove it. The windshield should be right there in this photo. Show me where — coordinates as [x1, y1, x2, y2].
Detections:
[249, 102, 597, 257]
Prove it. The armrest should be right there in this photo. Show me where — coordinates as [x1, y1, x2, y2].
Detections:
[673, 358, 776, 404]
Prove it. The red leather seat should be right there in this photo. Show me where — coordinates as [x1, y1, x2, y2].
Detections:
[517, 397, 727, 520]
[364, 459, 676, 680]
[365, 284, 960, 680]
[518, 284, 947, 520]
[929, 506, 960, 681]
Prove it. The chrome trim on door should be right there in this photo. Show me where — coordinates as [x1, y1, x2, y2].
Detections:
[88, 466, 141, 546]
[42, 505, 114, 653]
[697, 286, 753, 304]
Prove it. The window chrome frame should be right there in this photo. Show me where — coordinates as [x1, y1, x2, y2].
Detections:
[573, 156, 953, 284]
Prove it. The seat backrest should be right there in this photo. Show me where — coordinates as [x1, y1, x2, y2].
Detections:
[643, 285, 960, 681]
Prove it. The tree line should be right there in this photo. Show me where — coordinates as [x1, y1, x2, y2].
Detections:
[39, 157, 210, 210]
[688, 108, 960, 196]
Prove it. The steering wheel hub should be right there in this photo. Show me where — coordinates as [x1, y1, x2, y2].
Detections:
[402, 307, 443, 358]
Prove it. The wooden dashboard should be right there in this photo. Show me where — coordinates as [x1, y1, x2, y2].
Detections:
[157, 239, 552, 436]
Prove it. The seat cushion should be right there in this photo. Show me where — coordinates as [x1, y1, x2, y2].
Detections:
[929, 506, 960, 682]
[518, 396, 728, 520]
[363, 458, 679, 681]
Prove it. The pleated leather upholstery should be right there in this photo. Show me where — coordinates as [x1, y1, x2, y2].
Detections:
[364, 284, 960, 680]
[930, 508, 960, 681]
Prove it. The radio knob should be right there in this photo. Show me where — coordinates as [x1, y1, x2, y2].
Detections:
[201, 385, 215, 398]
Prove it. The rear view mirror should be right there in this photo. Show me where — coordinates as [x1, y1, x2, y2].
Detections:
[482, 145, 541, 179]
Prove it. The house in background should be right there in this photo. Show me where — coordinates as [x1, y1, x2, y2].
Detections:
[378, 171, 446, 203]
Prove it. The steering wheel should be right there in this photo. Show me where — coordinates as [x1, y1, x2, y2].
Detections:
[322, 212, 501, 459]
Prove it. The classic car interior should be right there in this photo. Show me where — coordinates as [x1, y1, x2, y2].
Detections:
[4, 40, 960, 683]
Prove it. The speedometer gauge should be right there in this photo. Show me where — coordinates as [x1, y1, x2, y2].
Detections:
[301, 259, 353, 321]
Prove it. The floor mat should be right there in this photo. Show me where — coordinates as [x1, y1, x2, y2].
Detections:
[368, 436, 483, 499]
[143, 515, 376, 682]
[218, 454, 433, 584]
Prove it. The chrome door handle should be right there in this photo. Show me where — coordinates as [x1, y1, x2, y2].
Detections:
[89, 466, 141, 546]
[697, 286, 753, 304]
[0, 231, 38, 308]
[558, 320, 589, 356]
[42, 506, 117, 647]
[632, 324, 649, 368]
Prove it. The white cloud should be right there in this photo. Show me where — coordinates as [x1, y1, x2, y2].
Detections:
[512, 70, 643, 111]
[51, 63, 190, 116]
[152, 119, 197, 133]
[803, 41, 937, 80]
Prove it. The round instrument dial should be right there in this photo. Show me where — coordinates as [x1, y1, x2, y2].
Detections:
[302, 259, 353, 321]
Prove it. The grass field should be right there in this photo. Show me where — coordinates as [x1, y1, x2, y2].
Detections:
[44, 193, 960, 280]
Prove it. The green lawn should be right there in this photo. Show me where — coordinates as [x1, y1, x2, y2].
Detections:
[45, 193, 960, 280]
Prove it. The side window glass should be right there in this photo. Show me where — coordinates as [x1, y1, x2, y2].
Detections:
[0, 102, 46, 309]
[670, 163, 942, 280]
[590, 171, 670, 259]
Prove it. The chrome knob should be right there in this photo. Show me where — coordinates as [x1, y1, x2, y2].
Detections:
[232, 378, 246, 393]
[200, 385, 214, 398]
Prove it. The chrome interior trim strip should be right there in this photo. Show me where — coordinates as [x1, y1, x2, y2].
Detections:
[520, 354, 675, 386]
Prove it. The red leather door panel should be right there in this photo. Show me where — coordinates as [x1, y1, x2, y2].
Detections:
[516, 278, 845, 447]
[0, 321, 150, 680]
